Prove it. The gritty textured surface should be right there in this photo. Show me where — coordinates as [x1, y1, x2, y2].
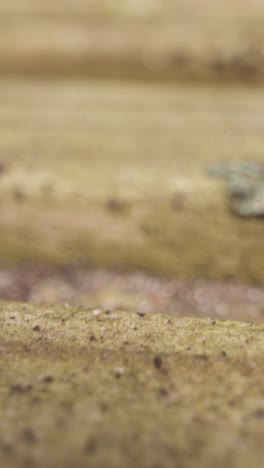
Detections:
[0, 302, 264, 468]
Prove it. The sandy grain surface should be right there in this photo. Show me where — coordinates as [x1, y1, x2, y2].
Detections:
[0, 302, 264, 468]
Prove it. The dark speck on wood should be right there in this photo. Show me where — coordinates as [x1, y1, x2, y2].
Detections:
[154, 356, 163, 369]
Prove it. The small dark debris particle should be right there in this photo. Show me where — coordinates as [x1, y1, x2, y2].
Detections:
[114, 367, 124, 378]
[159, 387, 169, 397]
[252, 408, 264, 419]
[90, 335, 97, 341]
[13, 188, 25, 202]
[167, 319, 172, 325]
[123, 341, 129, 345]
[21, 428, 37, 443]
[222, 350, 227, 357]
[42, 375, 54, 384]
[84, 437, 97, 454]
[104, 310, 111, 314]
[33, 325, 41, 332]
[100, 402, 109, 412]
[0, 441, 12, 453]
[137, 312, 145, 318]
[133, 326, 138, 331]
[10, 383, 32, 393]
[0, 161, 8, 175]
[171, 193, 186, 210]
[153, 356, 163, 369]
[195, 354, 208, 361]
[228, 399, 236, 407]
[105, 197, 128, 213]
[9, 316, 16, 320]
[186, 346, 192, 351]
[211, 320, 216, 325]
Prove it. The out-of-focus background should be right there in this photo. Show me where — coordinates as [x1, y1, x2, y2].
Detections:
[0, 0, 263, 319]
